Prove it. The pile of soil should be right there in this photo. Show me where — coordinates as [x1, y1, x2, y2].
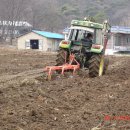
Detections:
[0, 47, 130, 130]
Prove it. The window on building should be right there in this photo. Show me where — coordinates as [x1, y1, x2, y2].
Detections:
[25, 40, 30, 48]
[115, 35, 121, 46]
[127, 37, 130, 43]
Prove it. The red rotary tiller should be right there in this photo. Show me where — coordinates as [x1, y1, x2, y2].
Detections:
[44, 53, 80, 80]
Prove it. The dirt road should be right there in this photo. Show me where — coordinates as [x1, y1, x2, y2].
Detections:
[0, 47, 130, 130]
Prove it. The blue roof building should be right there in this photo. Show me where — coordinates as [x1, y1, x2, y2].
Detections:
[17, 30, 64, 51]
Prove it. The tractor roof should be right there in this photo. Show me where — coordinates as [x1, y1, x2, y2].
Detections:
[71, 20, 103, 29]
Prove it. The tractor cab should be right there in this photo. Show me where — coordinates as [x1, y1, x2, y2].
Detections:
[68, 26, 94, 47]
[68, 26, 103, 52]
[60, 18, 111, 54]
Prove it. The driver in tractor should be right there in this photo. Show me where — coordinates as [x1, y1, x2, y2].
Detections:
[82, 33, 93, 44]
[81, 33, 93, 47]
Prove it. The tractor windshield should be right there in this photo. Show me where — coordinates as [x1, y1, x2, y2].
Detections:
[68, 26, 95, 41]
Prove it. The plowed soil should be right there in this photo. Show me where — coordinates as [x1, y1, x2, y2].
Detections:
[0, 47, 130, 130]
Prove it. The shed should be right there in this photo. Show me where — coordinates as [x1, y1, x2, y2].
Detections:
[106, 26, 130, 54]
[17, 30, 64, 52]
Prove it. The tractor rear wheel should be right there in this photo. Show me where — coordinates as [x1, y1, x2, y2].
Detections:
[56, 49, 69, 66]
[56, 49, 69, 74]
[89, 54, 104, 77]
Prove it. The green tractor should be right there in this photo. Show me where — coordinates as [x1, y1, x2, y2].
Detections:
[56, 18, 111, 77]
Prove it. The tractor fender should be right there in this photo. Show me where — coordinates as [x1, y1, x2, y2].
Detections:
[90, 44, 104, 54]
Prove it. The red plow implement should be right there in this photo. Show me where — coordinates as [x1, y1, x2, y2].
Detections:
[44, 54, 80, 80]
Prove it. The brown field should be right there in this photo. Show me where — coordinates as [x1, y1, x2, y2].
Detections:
[0, 47, 130, 130]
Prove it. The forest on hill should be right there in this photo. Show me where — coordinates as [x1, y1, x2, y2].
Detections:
[0, 0, 130, 32]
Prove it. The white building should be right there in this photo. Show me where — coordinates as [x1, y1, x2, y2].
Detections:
[17, 30, 64, 52]
[106, 26, 130, 55]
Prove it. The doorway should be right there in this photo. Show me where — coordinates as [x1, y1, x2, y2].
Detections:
[30, 40, 39, 49]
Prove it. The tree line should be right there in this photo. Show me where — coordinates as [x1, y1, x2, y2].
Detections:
[0, 0, 130, 42]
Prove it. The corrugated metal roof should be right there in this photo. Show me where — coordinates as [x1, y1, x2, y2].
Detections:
[111, 26, 130, 34]
[33, 30, 64, 39]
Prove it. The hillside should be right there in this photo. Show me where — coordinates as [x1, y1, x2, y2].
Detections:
[0, 0, 130, 32]
[29, 0, 130, 31]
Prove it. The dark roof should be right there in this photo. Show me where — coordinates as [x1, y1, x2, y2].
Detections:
[111, 26, 130, 34]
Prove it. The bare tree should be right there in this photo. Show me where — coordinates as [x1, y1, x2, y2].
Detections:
[120, 15, 130, 27]
[0, 0, 28, 43]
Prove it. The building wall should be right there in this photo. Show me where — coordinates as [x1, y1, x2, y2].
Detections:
[107, 34, 114, 49]
[105, 35, 115, 55]
[114, 34, 130, 46]
[106, 33, 130, 53]
[47, 39, 61, 51]
[113, 33, 130, 51]
[17, 32, 45, 50]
